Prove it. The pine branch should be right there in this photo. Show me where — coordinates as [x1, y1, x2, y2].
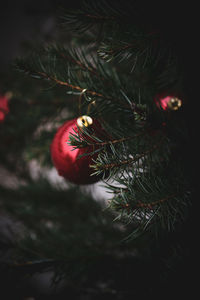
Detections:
[15, 52, 147, 118]
[50, 45, 104, 80]
[60, 0, 125, 34]
[106, 173, 190, 237]
[93, 134, 166, 172]
[11, 0, 191, 243]
[97, 33, 159, 68]
[120, 193, 177, 209]
[37, 70, 104, 98]
[69, 128, 145, 149]
[15, 58, 104, 97]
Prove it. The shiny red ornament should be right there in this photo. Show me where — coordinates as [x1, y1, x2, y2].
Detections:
[154, 94, 182, 111]
[50, 116, 108, 185]
[0, 94, 10, 123]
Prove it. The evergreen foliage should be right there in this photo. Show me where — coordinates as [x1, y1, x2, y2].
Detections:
[14, 0, 191, 236]
[0, 0, 196, 298]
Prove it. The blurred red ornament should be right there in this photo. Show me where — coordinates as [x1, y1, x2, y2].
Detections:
[50, 116, 108, 185]
[0, 93, 11, 123]
[155, 94, 182, 111]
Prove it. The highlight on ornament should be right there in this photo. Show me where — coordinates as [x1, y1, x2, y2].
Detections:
[155, 95, 182, 111]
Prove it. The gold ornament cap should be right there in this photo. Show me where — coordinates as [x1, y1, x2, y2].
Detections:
[167, 97, 182, 110]
[77, 115, 93, 128]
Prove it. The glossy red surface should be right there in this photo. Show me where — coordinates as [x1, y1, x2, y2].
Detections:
[50, 118, 107, 184]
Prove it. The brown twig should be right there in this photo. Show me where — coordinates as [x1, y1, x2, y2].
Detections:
[60, 52, 101, 79]
[86, 131, 146, 147]
[102, 136, 165, 170]
[36, 70, 146, 117]
[120, 193, 177, 210]
[37, 71, 103, 97]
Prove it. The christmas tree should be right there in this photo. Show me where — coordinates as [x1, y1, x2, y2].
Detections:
[0, 0, 197, 299]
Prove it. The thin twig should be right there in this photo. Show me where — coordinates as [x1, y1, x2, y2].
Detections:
[60, 52, 101, 79]
[102, 136, 165, 170]
[36, 70, 146, 117]
[120, 193, 177, 210]
[71, 131, 145, 148]
[37, 71, 103, 97]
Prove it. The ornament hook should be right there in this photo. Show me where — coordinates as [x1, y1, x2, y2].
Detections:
[79, 89, 87, 115]
[87, 100, 96, 115]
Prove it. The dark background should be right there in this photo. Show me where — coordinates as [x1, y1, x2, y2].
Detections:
[0, 0, 82, 70]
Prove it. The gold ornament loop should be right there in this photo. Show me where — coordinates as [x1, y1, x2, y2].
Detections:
[79, 89, 87, 115]
[167, 97, 182, 110]
[87, 100, 96, 115]
[77, 115, 93, 128]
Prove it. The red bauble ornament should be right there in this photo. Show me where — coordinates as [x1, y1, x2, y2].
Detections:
[0, 93, 10, 123]
[154, 94, 182, 111]
[50, 116, 108, 185]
